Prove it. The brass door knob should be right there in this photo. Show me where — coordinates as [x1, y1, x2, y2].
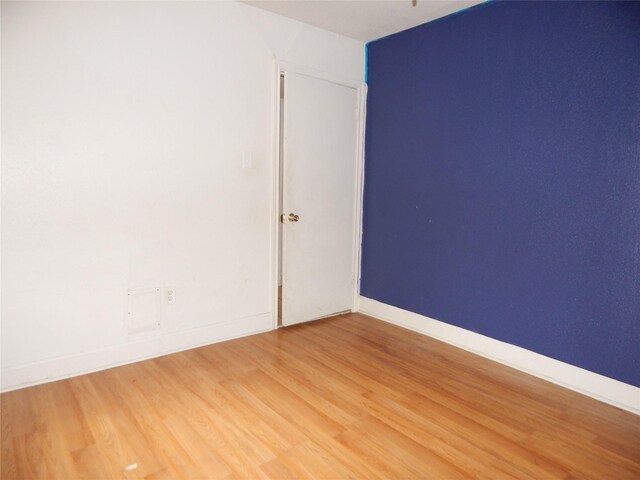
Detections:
[288, 213, 299, 222]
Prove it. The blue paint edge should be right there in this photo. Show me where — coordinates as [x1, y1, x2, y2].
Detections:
[364, 43, 369, 83]
[365, 1, 496, 83]
[367, 0, 495, 47]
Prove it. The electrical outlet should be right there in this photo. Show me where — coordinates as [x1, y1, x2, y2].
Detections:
[164, 287, 176, 305]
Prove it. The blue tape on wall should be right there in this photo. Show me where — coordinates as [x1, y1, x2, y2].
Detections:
[361, 1, 640, 386]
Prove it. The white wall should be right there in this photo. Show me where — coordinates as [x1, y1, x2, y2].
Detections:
[0, 1, 364, 390]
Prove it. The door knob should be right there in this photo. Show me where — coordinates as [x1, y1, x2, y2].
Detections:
[280, 213, 300, 223]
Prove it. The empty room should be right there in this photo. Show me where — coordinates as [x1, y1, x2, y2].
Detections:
[1, 0, 639, 478]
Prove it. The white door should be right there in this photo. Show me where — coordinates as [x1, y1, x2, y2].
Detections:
[281, 72, 359, 326]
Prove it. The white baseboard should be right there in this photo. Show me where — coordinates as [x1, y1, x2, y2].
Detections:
[358, 297, 639, 415]
[1, 313, 273, 393]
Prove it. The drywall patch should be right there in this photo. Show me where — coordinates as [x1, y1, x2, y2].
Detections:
[127, 288, 161, 334]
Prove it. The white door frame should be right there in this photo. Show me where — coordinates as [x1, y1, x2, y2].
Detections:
[269, 60, 367, 329]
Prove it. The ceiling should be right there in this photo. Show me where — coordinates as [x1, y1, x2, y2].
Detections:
[241, 0, 484, 42]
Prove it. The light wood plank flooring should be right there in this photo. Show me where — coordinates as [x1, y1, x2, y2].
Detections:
[1, 313, 639, 479]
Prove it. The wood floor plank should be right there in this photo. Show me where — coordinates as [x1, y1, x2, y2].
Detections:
[388, 391, 568, 479]
[12, 432, 52, 480]
[259, 457, 301, 480]
[102, 368, 206, 479]
[2, 313, 638, 479]
[71, 443, 126, 480]
[360, 391, 540, 480]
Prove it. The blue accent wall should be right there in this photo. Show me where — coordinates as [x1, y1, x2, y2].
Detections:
[361, 1, 640, 386]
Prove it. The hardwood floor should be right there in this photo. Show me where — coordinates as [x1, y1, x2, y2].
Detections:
[1, 313, 639, 479]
